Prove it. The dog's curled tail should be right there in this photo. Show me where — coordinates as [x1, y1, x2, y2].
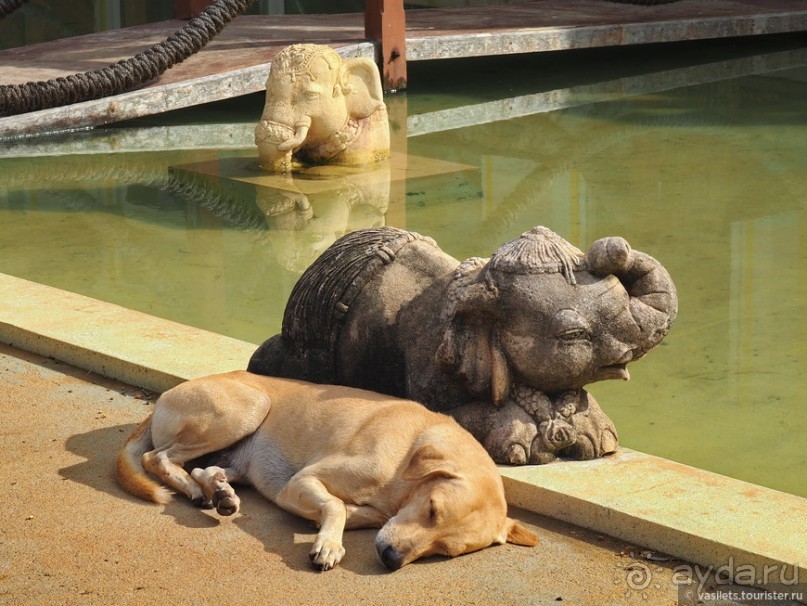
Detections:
[116, 415, 172, 505]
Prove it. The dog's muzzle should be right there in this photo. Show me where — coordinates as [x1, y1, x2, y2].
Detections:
[376, 543, 405, 571]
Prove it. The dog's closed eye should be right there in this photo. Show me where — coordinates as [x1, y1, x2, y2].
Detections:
[428, 499, 442, 524]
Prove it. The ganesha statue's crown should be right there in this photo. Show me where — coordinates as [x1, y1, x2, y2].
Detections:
[272, 44, 341, 82]
[488, 226, 585, 283]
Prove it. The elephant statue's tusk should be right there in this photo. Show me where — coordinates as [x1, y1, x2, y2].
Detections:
[277, 117, 311, 152]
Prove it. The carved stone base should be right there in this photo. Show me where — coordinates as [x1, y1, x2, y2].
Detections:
[450, 387, 618, 465]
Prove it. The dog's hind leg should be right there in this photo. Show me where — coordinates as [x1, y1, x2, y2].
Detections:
[191, 466, 245, 516]
[142, 443, 212, 507]
[141, 374, 272, 508]
[274, 473, 348, 571]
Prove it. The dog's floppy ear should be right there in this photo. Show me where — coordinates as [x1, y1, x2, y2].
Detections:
[502, 518, 539, 546]
[403, 443, 460, 481]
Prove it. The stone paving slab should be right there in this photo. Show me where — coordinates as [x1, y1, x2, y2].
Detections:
[0, 273, 254, 394]
[502, 455, 807, 588]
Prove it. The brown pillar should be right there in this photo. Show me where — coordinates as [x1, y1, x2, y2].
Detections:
[174, 0, 214, 19]
[365, 0, 407, 92]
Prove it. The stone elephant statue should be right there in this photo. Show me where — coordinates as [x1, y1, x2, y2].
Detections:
[255, 44, 390, 173]
[248, 226, 678, 465]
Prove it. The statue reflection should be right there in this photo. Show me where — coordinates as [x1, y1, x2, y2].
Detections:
[254, 162, 391, 273]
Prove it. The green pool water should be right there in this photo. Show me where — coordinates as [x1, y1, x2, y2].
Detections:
[1, 37, 804, 497]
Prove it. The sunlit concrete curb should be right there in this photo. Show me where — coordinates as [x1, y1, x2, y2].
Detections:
[500, 454, 805, 586]
[0, 273, 254, 393]
[1, 271, 804, 587]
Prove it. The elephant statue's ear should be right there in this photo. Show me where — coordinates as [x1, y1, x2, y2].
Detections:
[436, 259, 511, 407]
[342, 57, 386, 118]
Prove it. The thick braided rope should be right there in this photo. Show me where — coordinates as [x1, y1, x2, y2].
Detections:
[0, 0, 27, 19]
[0, 0, 254, 116]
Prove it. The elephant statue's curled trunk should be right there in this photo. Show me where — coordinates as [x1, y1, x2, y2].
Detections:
[586, 236, 678, 358]
[255, 116, 312, 172]
[277, 116, 311, 153]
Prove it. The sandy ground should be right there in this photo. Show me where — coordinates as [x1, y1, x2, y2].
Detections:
[1, 342, 709, 606]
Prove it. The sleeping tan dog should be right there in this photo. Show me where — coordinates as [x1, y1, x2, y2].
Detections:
[117, 371, 537, 570]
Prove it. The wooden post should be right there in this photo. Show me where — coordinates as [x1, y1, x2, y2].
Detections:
[365, 0, 407, 92]
[174, 0, 214, 19]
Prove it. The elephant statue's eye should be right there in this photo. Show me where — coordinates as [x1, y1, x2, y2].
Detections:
[557, 328, 591, 342]
[303, 91, 320, 101]
[551, 310, 592, 343]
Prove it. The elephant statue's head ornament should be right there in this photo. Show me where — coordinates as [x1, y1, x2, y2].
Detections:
[255, 44, 390, 172]
[249, 226, 678, 466]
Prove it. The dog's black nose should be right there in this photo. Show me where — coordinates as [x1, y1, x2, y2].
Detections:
[378, 545, 404, 571]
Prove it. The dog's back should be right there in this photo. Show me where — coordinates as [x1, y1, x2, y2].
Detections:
[246, 375, 449, 468]
[117, 372, 450, 505]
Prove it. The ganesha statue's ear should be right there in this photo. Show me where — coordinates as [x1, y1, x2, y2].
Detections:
[328, 56, 390, 166]
[342, 57, 386, 119]
[435, 258, 512, 407]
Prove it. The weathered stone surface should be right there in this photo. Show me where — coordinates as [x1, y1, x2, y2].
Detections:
[249, 226, 678, 465]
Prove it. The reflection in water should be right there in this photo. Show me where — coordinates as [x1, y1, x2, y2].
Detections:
[236, 161, 390, 273]
[0, 43, 805, 496]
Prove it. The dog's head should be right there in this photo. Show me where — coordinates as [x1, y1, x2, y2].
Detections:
[375, 425, 538, 570]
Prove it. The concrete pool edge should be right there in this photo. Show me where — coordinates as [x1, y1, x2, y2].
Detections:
[500, 457, 804, 588]
[1, 272, 803, 586]
[0, 273, 254, 393]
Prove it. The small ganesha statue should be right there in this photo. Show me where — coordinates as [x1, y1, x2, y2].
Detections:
[255, 44, 390, 172]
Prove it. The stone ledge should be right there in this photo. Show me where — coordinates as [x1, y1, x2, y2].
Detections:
[1, 271, 804, 584]
[0, 273, 254, 393]
[500, 453, 805, 584]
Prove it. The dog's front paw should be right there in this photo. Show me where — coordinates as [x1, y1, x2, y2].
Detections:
[191, 495, 214, 509]
[213, 489, 240, 516]
[309, 537, 345, 571]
